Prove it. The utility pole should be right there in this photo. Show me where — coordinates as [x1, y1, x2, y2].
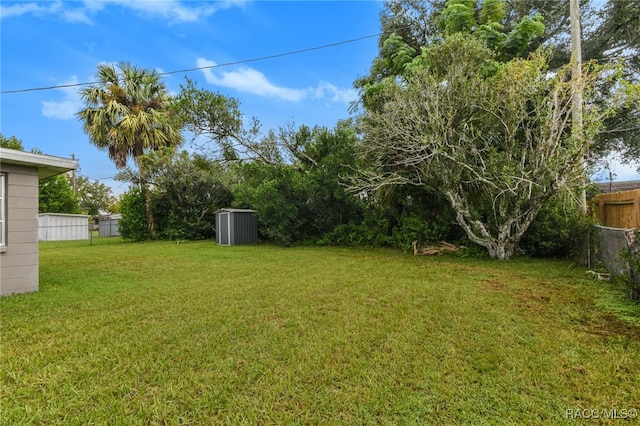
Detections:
[71, 153, 77, 196]
[570, 0, 586, 213]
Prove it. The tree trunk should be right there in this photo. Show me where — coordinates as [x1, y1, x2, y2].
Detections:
[444, 190, 542, 260]
[134, 146, 156, 238]
[488, 240, 515, 260]
[141, 184, 155, 238]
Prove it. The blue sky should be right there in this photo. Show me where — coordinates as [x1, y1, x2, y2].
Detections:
[1, 0, 383, 194]
[1, 0, 638, 197]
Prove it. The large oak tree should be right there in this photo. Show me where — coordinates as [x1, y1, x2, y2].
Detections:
[359, 0, 640, 171]
[354, 35, 609, 259]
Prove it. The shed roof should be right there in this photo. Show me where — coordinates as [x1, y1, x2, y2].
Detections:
[596, 180, 640, 193]
[215, 208, 257, 214]
[98, 214, 122, 220]
[0, 147, 78, 179]
[39, 213, 90, 218]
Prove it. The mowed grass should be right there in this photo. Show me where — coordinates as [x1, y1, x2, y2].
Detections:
[1, 238, 639, 425]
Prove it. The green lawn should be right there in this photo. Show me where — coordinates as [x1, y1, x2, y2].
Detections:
[2, 238, 639, 424]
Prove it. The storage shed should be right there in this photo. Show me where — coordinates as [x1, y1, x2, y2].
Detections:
[98, 214, 121, 237]
[38, 213, 89, 241]
[215, 209, 258, 246]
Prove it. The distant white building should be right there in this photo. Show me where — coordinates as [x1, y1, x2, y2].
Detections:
[38, 213, 90, 241]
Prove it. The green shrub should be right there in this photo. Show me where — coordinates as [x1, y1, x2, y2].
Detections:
[519, 196, 592, 258]
[151, 154, 233, 241]
[118, 188, 150, 242]
[390, 213, 458, 251]
[318, 219, 393, 247]
[232, 163, 313, 246]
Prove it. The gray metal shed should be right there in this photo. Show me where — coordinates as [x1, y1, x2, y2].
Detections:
[98, 214, 121, 237]
[215, 209, 258, 246]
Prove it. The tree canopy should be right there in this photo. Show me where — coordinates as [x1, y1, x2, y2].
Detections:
[77, 62, 184, 234]
[151, 151, 233, 241]
[39, 175, 80, 214]
[354, 35, 608, 259]
[362, 0, 640, 171]
[74, 176, 117, 216]
[172, 78, 260, 163]
[0, 133, 24, 150]
[77, 62, 183, 169]
[233, 121, 365, 245]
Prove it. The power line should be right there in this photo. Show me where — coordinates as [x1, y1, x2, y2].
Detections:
[0, 33, 381, 95]
[3, 10, 636, 96]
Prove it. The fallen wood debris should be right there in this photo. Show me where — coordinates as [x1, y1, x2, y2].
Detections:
[586, 270, 612, 281]
[413, 240, 463, 256]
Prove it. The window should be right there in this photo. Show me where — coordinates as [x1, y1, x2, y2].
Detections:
[0, 173, 5, 247]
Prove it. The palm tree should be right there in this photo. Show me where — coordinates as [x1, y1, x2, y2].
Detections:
[77, 62, 183, 235]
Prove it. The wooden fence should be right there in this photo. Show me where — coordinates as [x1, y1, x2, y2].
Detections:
[590, 189, 640, 229]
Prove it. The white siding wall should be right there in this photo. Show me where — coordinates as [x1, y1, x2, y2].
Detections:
[38, 214, 89, 241]
[0, 165, 40, 295]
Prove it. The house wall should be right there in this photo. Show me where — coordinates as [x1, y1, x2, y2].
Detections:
[0, 164, 40, 295]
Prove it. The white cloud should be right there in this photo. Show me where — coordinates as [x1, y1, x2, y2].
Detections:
[0, 0, 96, 23]
[197, 57, 356, 104]
[61, 7, 93, 24]
[197, 58, 306, 102]
[42, 76, 84, 120]
[1, 0, 248, 23]
[113, 0, 250, 22]
[103, 0, 204, 23]
[1, 1, 62, 19]
[313, 81, 358, 104]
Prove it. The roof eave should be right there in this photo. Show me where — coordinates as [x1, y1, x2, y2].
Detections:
[0, 147, 78, 179]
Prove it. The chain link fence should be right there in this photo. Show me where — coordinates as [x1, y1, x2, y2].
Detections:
[590, 225, 639, 301]
[590, 225, 630, 275]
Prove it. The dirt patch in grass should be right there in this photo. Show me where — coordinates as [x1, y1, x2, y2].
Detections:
[577, 310, 640, 340]
[480, 279, 508, 291]
[514, 286, 553, 314]
[480, 274, 640, 341]
[520, 279, 640, 340]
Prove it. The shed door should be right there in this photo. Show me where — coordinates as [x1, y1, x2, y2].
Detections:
[219, 212, 230, 245]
